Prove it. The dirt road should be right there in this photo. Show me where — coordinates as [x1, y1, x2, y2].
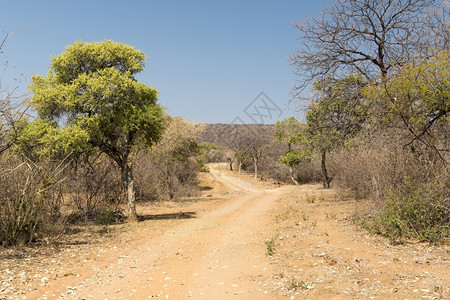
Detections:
[27, 164, 285, 299]
[1, 163, 448, 299]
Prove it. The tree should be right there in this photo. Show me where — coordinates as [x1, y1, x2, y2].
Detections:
[28, 40, 164, 221]
[364, 50, 449, 163]
[227, 126, 252, 174]
[291, 0, 449, 92]
[246, 135, 272, 179]
[306, 75, 368, 188]
[275, 117, 311, 185]
[0, 31, 25, 155]
[225, 149, 236, 171]
[139, 116, 202, 200]
[233, 142, 251, 175]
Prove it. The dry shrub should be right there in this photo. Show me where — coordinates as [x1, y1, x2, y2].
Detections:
[0, 152, 65, 246]
[334, 131, 449, 243]
[134, 150, 200, 202]
[296, 156, 327, 184]
[134, 117, 203, 202]
[64, 153, 123, 224]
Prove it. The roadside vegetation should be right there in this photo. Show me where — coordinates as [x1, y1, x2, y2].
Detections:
[0, 39, 205, 246]
[282, 0, 449, 244]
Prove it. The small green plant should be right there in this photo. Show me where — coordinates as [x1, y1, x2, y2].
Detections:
[311, 221, 317, 228]
[305, 194, 316, 204]
[350, 213, 359, 224]
[302, 212, 309, 221]
[326, 212, 337, 220]
[96, 208, 121, 226]
[66, 211, 82, 224]
[393, 257, 401, 262]
[265, 237, 276, 256]
[288, 280, 314, 291]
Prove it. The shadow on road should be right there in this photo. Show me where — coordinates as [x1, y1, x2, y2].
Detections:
[138, 211, 197, 221]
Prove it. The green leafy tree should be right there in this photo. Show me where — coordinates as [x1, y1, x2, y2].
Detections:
[275, 117, 311, 185]
[364, 50, 449, 164]
[306, 75, 368, 188]
[27, 40, 164, 221]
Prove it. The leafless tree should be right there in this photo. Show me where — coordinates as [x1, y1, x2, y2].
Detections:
[0, 30, 25, 154]
[246, 135, 273, 179]
[224, 126, 253, 173]
[291, 0, 450, 93]
[229, 134, 251, 174]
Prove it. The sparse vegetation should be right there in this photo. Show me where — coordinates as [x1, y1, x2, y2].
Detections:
[288, 280, 315, 291]
[305, 194, 316, 204]
[265, 236, 277, 256]
[370, 184, 449, 244]
[326, 212, 336, 220]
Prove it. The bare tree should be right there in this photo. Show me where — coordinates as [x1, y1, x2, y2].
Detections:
[246, 135, 272, 179]
[291, 0, 449, 93]
[225, 149, 236, 171]
[229, 133, 251, 174]
[0, 31, 25, 154]
[225, 126, 253, 173]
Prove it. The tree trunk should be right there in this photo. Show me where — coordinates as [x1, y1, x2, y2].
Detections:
[227, 157, 233, 171]
[121, 159, 137, 222]
[289, 165, 299, 185]
[254, 158, 258, 179]
[321, 150, 331, 188]
[238, 162, 242, 175]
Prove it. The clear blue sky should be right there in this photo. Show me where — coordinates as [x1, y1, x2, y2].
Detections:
[2, 0, 330, 124]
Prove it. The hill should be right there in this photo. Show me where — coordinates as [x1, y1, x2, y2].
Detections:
[197, 123, 276, 148]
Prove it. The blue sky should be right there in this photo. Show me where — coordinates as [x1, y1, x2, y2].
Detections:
[2, 0, 330, 124]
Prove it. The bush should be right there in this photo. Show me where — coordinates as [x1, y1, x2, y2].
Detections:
[96, 207, 124, 226]
[65, 154, 122, 222]
[134, 117, 203, 202]
[134, 150, 201, 201]
[0, 153, 65, 246]
[333, 131, 449, 244]
[372, 183, 449, 244]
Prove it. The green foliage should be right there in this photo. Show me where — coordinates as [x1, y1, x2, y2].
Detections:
[364, 50, 449, 160]
[50, 40, 147, 84]
[275, 117, 311, 183]
[275, 117, 302, 145]
[134, 117, 203, 201]
[288, 280, 314, 291]
[304, 75, 369, 187]
[197, 142, 224, 168]
[96, 207, 123, 226]
[279, 150, 311, 167]
[265, 237, 276, 256]
[372, 183, 449, 244]
[306, 75, 369, 152]
[16, 119, 90, 159]
[27, 40, 164, 161]
[25, 40, 165, 220]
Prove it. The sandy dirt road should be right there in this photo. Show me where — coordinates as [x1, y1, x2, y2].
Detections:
[27, 164, 285, 299]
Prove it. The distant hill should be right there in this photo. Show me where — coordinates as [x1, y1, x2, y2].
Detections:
[197, 123, 276, 148]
